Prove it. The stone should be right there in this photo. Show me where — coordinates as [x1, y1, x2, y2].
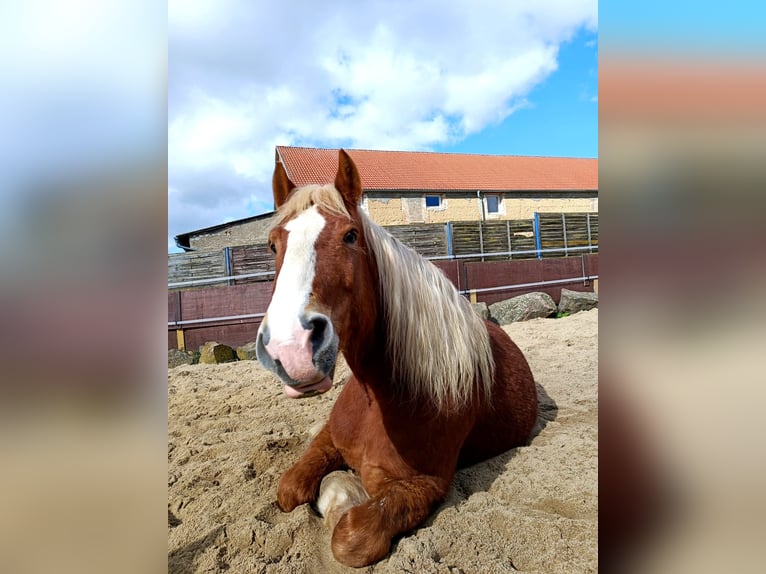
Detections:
[199, 341, 236, 364]
[168, 348, 195, 368]
[236, 341, 259, 361]
[558, 288, 598, 315]
[488, 292, 556, 325]
[471, 302, 490, 320]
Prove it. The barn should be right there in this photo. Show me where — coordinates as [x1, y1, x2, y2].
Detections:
[174, 146, 597, 252]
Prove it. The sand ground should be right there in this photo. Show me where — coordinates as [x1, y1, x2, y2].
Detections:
[168, 309, 597, 573]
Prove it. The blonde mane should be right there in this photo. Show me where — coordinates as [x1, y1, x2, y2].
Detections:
[359, 211, 495, 411]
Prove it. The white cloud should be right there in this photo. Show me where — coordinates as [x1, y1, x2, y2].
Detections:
[168, 0, 597, 250]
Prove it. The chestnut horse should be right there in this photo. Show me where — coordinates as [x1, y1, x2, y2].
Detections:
[255, 150, 538, 567]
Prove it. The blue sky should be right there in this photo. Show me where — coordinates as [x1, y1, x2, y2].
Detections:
[168, 1, 598, 252]
[437, 29, 597, 158]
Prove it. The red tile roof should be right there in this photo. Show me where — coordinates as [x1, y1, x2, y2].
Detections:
[277, 146, 597, 192]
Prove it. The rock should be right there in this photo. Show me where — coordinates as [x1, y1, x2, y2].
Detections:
[236, 341, 259, 361]
[199, 341, 236, 364]
[168, 348, 195, 368]
[558, 288, 598, 315]
[488, 292, 556, 324]
[471, 302, 490, 320]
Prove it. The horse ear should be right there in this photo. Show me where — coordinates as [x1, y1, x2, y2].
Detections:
[273, 160, 296, 209]
[335, 149, 363, 209]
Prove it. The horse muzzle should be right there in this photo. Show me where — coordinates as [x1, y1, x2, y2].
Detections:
[255, 312, 338, 398]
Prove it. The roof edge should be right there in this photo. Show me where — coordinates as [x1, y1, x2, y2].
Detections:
[275, 144, 598, 161]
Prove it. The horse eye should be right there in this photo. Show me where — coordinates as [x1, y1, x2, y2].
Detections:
[343, 230, 358, 245]
[269, 242, 277, 254]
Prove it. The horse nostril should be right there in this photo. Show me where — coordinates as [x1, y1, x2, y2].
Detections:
[309, 316, 328, 349]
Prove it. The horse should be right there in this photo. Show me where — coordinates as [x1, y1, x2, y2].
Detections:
[255, 150, 538, 567]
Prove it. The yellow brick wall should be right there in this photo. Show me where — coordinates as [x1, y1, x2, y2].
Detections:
[365, 196, 597, 225]
[503, 197, 598, 220]
[426, 198, 479, 223]
[366, 197, 404, 225]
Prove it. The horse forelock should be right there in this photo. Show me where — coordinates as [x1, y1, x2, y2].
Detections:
[272, 184, 351, 230]
[359, 212, 495, 411]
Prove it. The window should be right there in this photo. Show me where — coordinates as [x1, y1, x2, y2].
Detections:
[425, 195, 441, 208]
[486, 195, 500, 214]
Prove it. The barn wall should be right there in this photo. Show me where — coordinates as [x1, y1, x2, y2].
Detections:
[365, 197, 404, 225]
[503, 197, 598, 219]
[189, 215, 276, 251]
[366, 193, 597, 226]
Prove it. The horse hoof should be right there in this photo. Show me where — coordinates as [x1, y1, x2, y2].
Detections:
[331, 503, 391, 567]
[317, 470, 370, 530]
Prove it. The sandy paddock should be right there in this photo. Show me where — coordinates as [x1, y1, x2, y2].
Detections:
[168, 309, 597, 573]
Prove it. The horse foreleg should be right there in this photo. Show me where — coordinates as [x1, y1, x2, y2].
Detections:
[277, 423, 343, 512]
[330, 474, 449, 567]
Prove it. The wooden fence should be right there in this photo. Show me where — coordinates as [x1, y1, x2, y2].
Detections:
[168, 250, 226, 285]
[169, 213, 598, 290]
[536, 213, 599, 258]
[385, 223, 448, 258]
[168, 253, 598, 351]
[450, 220, 537, 260]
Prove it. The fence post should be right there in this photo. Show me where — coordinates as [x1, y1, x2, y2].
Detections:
[533, 212, 542, 259]
[174, 290, 185, 350]
[224, 247, 233, 285]
[562, 213, 568, 256]
[176, 329, 186, 351]
[445, 222, 453, 257]
[506, 220, 512, 260]
[478, 221, 485, 262]
[586, 213, 593, 253]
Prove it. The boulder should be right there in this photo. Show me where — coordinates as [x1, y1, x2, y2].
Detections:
[168, 348, 195, 368]
[199, 341, 236, 364]
[236, 341, 260, 361]
[488, 292, 556, 325]
[558, 288, 598, 315]
[471, 302, 490, 321]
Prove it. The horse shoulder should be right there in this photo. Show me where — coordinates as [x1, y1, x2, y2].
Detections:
[327, 376, 372, 469]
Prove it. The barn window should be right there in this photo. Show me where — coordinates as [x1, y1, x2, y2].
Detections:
[425, 195, 441, 208]
[486, 195, 500, 214]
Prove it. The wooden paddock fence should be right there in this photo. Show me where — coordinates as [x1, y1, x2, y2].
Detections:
[168, 213, 598, 290]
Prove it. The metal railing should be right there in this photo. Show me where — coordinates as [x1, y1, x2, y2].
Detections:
[167, 274, 597, 328]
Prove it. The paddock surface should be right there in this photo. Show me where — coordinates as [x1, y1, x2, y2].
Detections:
[168, 310, 597, 573]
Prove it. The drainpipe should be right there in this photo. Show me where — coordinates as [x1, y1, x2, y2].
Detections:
[476, 190, 485, 222]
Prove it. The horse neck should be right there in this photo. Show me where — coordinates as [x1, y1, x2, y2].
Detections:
[337, 253, 392, 388]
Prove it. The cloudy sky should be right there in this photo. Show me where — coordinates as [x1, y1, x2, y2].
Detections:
[168, 0, 598, 252]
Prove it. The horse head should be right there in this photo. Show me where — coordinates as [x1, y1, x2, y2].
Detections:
[255, 150, 376, 397]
